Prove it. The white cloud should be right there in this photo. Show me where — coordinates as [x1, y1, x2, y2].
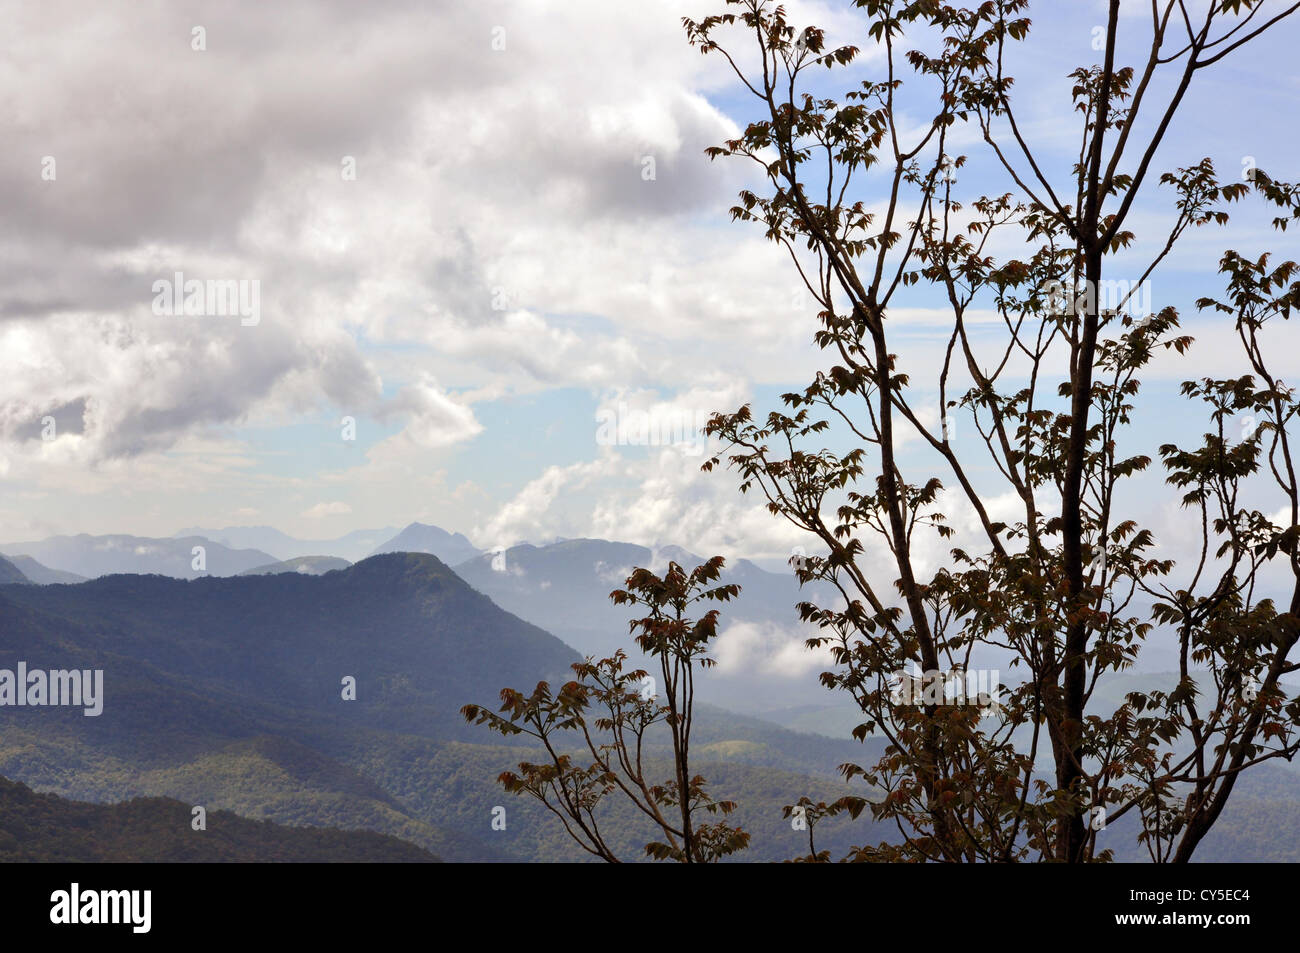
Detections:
[378, 377, 482, 450]
[2, 0, 1295, 565]
[479, 454, 623, 547]
[712, 620, 831, 678]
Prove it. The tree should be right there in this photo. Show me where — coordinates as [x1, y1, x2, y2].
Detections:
[685, 0, 1300, 861]
[462, 557, 751, 862]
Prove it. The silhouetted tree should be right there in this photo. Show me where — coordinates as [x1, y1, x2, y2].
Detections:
[464, 558, 750, 862]
[686, 0, 1300, 861]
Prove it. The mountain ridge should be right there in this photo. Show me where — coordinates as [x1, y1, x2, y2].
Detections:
[0, 551, 876, 860]
[0, 533, 277, 580]
[368, 522, 481, 566]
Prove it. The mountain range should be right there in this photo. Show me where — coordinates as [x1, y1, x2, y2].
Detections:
[0, 526, 844, 714]
[0, 552, 873, 861]
[0, 534, 277, 580]
[4, 523, 1297, 862]
[1, 522, 480, 581]
[174, 526, 400, 563]
[0, 525, 1209, 712]
[455, 538, 838, 713]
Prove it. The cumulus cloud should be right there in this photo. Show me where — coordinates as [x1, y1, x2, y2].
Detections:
[376, 377, 482, 450]
[0, 1, 750, 455]
[712, 620, 832, 678]
[3, 0, 1294, 569]
[476, 439, 811, 564]
[478, 454, 624, 547]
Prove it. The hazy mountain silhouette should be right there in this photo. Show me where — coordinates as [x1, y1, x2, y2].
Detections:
[369, 522, 481, 565]
[0, 552, 575, 736]
[454, 538, 838, 713]
[4, 555, 85, 584]
[0, 555, 27, 584]
[0, 534, 276, 579]
[176, 525, 399, 563]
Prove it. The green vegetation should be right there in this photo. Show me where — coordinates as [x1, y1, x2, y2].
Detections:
[0, 775, 436, 862]
[3, 552, 1296, 862]
[0, 554, 876, 862]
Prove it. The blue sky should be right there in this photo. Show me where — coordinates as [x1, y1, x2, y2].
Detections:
[1, 0, 1297, 585]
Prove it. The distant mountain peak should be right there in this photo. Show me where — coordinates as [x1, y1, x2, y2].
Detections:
[397, 521, 473, 542]
[368, 524, 482, 565]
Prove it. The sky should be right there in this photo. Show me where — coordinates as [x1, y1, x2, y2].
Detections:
[1, 0, 1298, 580]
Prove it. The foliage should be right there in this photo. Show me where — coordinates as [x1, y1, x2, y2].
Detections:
[685, 0, 1300, 861]
[464, 558, 752, 862]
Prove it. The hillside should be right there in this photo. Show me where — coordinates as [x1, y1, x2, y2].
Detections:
[0, 775, 437, 862]
[5, 549, 1287, 862]
[0, 555, 27, 584]
[0, 553, 874, 861]
[5, 555, 86, 584]
[0, 552, 578, 736]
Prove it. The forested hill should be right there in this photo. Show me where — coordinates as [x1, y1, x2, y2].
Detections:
[0, 553, 876, 861]
[0, 775, 437, 862]
[0, 551, 579, 739]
